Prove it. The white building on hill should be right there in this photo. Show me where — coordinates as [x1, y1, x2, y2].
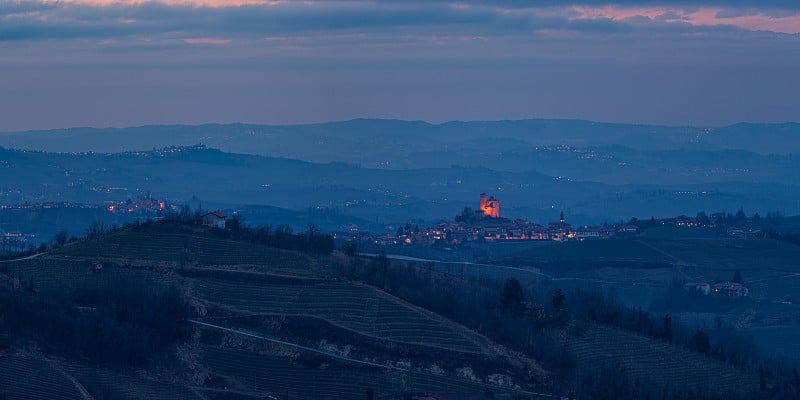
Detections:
[201, 211, 227, 229]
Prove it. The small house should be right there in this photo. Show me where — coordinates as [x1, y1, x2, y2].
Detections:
[712, 282, 749, 297]
[201, 211, 227, 229]
[684, 282, 710, 296]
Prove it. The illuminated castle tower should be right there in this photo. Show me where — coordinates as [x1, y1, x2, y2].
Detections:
[479, 193, 500, 218]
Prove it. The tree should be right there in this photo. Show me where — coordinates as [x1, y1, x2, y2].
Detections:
[53, 231, 68, 248]
[377, 251, 390, 281]
[693, 329, 710, 354]
[696, 211, 710, 226]
[733, 270, 743, 284]
[552, 288, 565, 312]
[227, 214, 245, 233]
[501, 278, 525, 316]
[767, 211, 784, 222]
[85, 222, 106, 239]
[455, 207, 476, 223]
[345, 242, 359, 257]
[662, 314, 672, 343]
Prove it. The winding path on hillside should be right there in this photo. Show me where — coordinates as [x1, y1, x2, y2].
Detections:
[361, 252, 667, 287]
[0, 252, 45, 263]
[190, 319, 553, 399]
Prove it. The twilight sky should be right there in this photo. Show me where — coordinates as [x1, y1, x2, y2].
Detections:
[1, 0, 799, 131]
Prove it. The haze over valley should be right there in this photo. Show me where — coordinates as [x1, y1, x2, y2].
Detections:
[2, 0, 800, 399]
[3, 119, 800, 240]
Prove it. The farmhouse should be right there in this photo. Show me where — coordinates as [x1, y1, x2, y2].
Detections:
[617, 225, 639, 234]
[684, 282, 711, 295]
[712, 282, 749, 297]
[201, 211, 227, 229]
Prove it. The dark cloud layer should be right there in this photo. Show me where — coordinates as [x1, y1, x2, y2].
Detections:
[0, 0, 797, 130]
[0, 0, 798, 43]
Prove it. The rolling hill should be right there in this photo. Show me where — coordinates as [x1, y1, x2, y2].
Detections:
[0, 221, 772, 399]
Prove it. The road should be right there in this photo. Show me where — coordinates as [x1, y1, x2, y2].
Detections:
[189, 319, 553, 398]
[190, 319, 407, 371]
[359, 252, 556, 279]
[360, 252, 665, 287]
[0, 252, 45, 263]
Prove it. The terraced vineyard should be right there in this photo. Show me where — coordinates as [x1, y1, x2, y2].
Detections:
[59, 362, 201, 400]
[58, 230, 315, 275]
[749, 273, 800, 300]
[0, 352, 82, 400]
[201, 346, 526, 400]
[2, 256, 174, 293]
[194, 278, 489, 353]
[567, 324, 758, 395]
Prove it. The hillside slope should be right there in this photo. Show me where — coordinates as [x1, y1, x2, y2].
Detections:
[0, 223, 550, 399]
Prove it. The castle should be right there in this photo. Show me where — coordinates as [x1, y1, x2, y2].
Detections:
[479, 193, 500, 218]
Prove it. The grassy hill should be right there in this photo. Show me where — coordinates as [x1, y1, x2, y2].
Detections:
[0, 352, 84, 400]
[567, 324, 757, 396]
[0, 223, 786, 399]
[0, 223, 549, 399]
[476, 237, 800, 367]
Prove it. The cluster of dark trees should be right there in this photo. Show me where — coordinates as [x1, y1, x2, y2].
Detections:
[61, 206, 336, 256]
[338, 252, 800, 399]
[0, 277, 191, 369]
[160, 204, 335, 255]
[219, 217, 334, 255]
[569, 289, 759, 368]
[764, 229, 800, 246]
[629, 209, 787, 231]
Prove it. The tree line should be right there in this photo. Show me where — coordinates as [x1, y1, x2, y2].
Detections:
[0, 276, 191, 369]
[336, 250, 800, 400]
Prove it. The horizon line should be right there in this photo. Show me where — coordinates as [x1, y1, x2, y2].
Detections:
[3, 117, 800, 135]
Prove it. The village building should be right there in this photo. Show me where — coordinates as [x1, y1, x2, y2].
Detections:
[712, 282, 749, 297]
[201, 211, 227, 229]
[479, 193, 500, 218]
[684, 282, 711, 295]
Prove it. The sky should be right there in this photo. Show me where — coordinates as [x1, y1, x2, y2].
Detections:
[0, 0, 799, 131]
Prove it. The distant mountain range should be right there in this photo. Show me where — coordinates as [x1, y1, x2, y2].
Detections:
[2, 119, 799, 160]
[1, 142, 798, 229]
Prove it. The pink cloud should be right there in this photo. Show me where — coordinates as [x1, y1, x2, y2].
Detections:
[688, 8, 800, 34]
[182, 37, 232, 44]
[55, 0, 286, 6]
[570, 6, 800, 34]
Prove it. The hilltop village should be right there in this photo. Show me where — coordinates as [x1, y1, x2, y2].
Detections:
[337, 193, 640, 247]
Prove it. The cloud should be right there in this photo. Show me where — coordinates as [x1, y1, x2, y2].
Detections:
[41, 0, 800, 8]
[2, 0, 798, 46]
[0, 1, 797, 131]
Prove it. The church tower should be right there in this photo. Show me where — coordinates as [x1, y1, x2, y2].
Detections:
[480, 193, 500, 218]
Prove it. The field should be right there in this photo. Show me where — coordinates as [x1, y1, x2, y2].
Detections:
[1, 255, 175, 294]
[0, 352, 82, 400]
[494, 239, 674, 264]
[193, 277, 491, 354]
[59, 362, 202, 400]
[745, 325, 800, 363]
[567, 324, 759, 395]
[200, 346, 532, 400]
[0, 351, 202, 400]
[3, 225, 788, 398]
[58, 229, 316, 276]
